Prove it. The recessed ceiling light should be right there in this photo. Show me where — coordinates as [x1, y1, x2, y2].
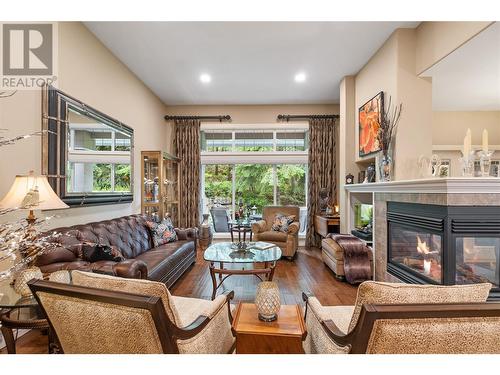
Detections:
[200, 73, 211, 83]
[294, 72, 306, 83]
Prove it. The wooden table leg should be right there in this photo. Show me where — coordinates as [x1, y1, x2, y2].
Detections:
[219, 261, 224, 280]
[268, 261, 276, 281]
[209, 262, 218, 300]
[1, 324, 16, 354]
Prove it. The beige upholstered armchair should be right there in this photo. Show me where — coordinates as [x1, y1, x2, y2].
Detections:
[302, 281, 500, 354]
[252, 206, 300, 259]
[29, 271, 235, 354]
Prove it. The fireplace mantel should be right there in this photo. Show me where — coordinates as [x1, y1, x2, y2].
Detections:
[345, 177, 500, 194]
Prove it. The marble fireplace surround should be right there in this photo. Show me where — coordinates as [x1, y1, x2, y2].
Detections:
[346, 178, 500, 282]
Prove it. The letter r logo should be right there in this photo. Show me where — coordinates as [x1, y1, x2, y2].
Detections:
[2, 24, 53, 75]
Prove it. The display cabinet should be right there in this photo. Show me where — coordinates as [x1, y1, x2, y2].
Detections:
[141, 151, 180, 225]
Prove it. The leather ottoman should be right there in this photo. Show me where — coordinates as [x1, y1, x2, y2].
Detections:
[321, 237, 373, 280]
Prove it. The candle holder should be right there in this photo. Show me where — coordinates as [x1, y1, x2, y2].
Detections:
[477, 150, 495, 177]
[459, 150, 476, 177]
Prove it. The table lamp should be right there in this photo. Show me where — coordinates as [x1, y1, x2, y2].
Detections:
[0, 171, 69, 223]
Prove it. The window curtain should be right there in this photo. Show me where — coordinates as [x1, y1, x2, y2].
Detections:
[173, 119, 201, 228]
[306, 118, 337, 248]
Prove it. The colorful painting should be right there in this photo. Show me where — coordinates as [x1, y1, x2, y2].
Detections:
[359, 92, 384, 157]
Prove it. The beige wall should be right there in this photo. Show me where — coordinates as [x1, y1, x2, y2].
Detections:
[353, 28, 432, 181]
[433, 111, 500, 145]
[0, 22, 170, 228]
[416, 21, 494, 75]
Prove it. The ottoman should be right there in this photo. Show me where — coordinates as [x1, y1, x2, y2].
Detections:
[322, 236, 374, 280]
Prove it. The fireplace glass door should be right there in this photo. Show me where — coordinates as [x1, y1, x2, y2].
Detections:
[455, 237, 499, 288]
[389, 225, 442, 283]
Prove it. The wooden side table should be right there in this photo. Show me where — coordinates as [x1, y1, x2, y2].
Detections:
[314, 214, 340, 238]
[232, 303, 306, 354]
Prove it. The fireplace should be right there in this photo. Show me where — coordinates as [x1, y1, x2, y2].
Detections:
[387, 202, 500, 299]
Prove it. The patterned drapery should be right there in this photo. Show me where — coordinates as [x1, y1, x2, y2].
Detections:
[173, 119, 201, 229]
[306, 118, 337, 248]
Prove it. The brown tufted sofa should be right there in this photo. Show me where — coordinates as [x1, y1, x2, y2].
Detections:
[36, 214, 197, 288]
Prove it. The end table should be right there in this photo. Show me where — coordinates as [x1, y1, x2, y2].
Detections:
[232, 302, 306, 354]
[0, 281, 53, 354]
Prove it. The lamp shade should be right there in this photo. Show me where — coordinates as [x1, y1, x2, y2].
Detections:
[0, 174, 69, 211]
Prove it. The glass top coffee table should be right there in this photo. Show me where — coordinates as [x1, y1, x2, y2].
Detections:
[203, 242, 282, 300]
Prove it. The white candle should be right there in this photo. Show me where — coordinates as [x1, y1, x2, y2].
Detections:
[466, 128, 472, 155]
[482, 129, 489, 153]
[463, 136, 469, 156]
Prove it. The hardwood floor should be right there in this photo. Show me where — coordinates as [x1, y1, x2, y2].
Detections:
[1, 246, 357, 354]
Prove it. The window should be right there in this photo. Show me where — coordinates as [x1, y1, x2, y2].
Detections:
[201, 124, 309, 235]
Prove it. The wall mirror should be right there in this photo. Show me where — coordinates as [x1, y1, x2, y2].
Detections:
[420, 22, 500, 177]
[42, 85, 134, 206]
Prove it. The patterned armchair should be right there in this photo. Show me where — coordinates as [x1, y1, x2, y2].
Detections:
[251, 206, 300, 259]
[29, 271, 235, 354]
[302, 281, 500, 354]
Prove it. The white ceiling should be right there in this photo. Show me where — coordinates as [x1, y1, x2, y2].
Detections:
[85, 22, 418, 105]
[423, 22, 500, 111]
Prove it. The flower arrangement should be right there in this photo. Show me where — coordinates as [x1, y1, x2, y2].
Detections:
[377, 96, 402, 158]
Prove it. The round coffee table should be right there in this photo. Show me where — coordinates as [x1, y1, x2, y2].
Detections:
[203, 242, 282, 300]
[0, 280, 51, 354]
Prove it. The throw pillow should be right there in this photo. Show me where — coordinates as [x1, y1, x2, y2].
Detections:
[271, 214, 296, 233]
[146, 217, 177, 247]
[81, 243, 125, 263]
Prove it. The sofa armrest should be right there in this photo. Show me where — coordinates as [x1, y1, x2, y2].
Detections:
[91, 259, 148, 279]
[175, 227, 198, 241]
[287, 221, 300, 235]
[252, 220, 267, 234]
[113, 259, 148, 279]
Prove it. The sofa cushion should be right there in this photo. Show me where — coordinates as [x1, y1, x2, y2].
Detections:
[81, 243, 124, 263]
[146, 217, 177, 247]
[348, 281, 492, 332]
[271, 214, 296, 232]
[257, 230, 288, 243]
[136, 240, 194, 282]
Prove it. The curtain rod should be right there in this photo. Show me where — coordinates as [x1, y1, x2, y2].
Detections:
[277, 114, 340, 122]
[164, 115, 231, 122]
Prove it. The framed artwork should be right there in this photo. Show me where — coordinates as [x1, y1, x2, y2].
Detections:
[359, 91, 384, 157]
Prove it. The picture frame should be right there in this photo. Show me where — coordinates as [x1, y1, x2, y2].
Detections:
[359, 91, 384, 157]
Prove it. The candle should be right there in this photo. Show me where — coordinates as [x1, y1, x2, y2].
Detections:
[463, 136, 470, 156]
[482, 129, 489, 153]
[463, 136, 467, 156]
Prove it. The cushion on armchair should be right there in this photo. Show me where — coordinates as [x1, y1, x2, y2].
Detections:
[271, 214, 296, 232]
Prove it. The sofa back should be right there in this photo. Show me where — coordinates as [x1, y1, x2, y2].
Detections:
[36, 215, 153, 267]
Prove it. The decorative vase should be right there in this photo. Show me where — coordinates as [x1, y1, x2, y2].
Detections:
[198, 214, 213, 251]
[477, 150, 495, 177]
[13, 266, 43, 297]
[255, 281, 281, 322]
[459, 150, 476, 177]
[379, 155, 393, 182]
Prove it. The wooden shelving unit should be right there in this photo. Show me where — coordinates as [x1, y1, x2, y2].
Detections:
[141, 151, 181, 225]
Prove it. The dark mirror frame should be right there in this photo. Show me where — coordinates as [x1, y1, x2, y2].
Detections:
[42, 85, 134, 207]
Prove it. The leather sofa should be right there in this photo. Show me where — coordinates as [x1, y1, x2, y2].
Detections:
[251, 206, 300, 259]
[36, 214, 197, 288]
